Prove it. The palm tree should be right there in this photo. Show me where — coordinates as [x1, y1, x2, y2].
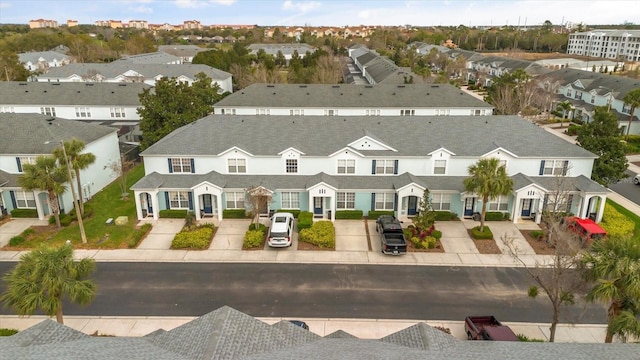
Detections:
[463, 158, 514, 232]
[18, 155, 67, 228]
[622, 88, 640, 141]
[581, 236, 640, 343]
[557, 101, 572, 128]
[53, 139, 96, 215]
[0, 244, 96, 324]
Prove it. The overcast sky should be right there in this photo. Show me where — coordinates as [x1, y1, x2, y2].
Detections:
[0, 0, 637, 27]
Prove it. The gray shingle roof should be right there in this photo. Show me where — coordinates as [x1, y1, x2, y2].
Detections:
[0, 81, 150, 106]
[0, 113, 115, 155]
[539, 68, 640, 101]
[114, 52, 182, 64]
[17, 51, 70, 64]
[37, 63, 231, 81]
[215, 83, 492, 109]
[140, 115, 596, 159]
[474, 56, 551, 76]
[158, 45, 208, 58]
[247, 43, 315, 56]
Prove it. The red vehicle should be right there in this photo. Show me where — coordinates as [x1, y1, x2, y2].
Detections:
[464, 316, 519, 341]
[564, 217, 606, 245]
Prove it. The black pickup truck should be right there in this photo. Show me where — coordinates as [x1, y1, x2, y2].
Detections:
[375, 215, 407, 255]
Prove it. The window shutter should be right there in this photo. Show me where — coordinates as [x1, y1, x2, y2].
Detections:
[190, 158, 195, 173]
[168, 159, 173, 173]
[10, 191, 16, 208]
[16, 157, 22, 173]
[563, 160, 569, 176]
[188, 192, 193, 211]
[394, 193, 398, 211]
[371, 160, 376, 174]
[566, 194, 573, 213]
[542, 194, 548, 211]
[394, 160, 399, 174]
[539, 160, 545, 175]
[165, 192, 170, 209]
[371, 193, 376, 211]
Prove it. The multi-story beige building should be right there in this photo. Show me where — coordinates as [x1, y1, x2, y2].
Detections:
[567, 29, 640, 61]
[128, 20, 149, 29]
[66, 20, 78, 27]
[183, 20, 202, 30]
[29, 19, 58, 29]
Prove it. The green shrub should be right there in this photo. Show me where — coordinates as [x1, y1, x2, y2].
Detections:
[566, 124, 581, 136]
[129, 223, 152, 248]
[297, 211, 313, 230]
[60, 214, 73, 227]
[531, 230, 545, 239]
[367, 210, 394, 220]
[10, 208, 38, 218]
[425, 236, 437, 249]
[21, 228, 35, 237]
[0, 328, 18, 336]
[159, 209, 188, 218]
[471, 226, 493, 239]
[517, 334, 545, 342]
[184, 211, 196, 228]
[68, 203, 94, 220]
[9, 236, 25, 246]
[432, 230, 442, 240]
[435, 211, 458, 221]
[223, 209, 247, 218]
[484, 212, 505, 221]
[277, 209, 300, 218]
[248, 223, 267, 233]
[601, 203, 635, 238]
[335, 210, 363, 219]
[299, 221, 335, 248]
[171, 225, 214, 249]
[243, 230, 264, 248]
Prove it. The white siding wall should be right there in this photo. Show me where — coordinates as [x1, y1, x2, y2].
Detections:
[214, 106, 492, 116]
[5, 105, 140, 121]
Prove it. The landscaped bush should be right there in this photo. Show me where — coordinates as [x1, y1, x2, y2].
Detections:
[566, 124, 581, 136]
[243, 230, 264, 249]
[297, 211, 313, 230]
[410, 235, 436, 249]
[299, 221, 335, 248]
[471, 226, 493, 239]
[129, 223, 152, 248]
[435, 211, 458, 221]
[484, 212, 506, 221]
[601, 203, 635, 238]
[9, 236, 25, 246]
[531, 230, 545, 240]
[248, 223, 267, 233]
[624, 134, 640, 154]
[367, 210, 394, 220]
[68, 203, 94, 221]
[0, 328, 18, 336]
[159, 209, 188, 218]
[10, 208, 38, 218]
[517, 334, 545, 342]
[277, 209, 300, 218]
[335, 210, 363, 219]
[223, 209, 247, 219]
[171, 224, 214, 249]
[431, 230, 442, 240]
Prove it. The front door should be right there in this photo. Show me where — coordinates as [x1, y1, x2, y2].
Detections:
[521, 199, 532, 217]
[464, 197, 475, 216]
[203, 194, 213, 214]
[407, 196, 418, 216]
[146, 193, 153, 215]
[314, 197, 323, 216]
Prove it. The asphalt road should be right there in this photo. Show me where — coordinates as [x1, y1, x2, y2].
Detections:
[609, 169, 640, 206]
[0, 262, 607, 324]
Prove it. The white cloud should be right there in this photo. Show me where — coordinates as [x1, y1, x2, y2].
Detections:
[210, 0, 236, 5]
[0, 2, 11, 8]
[282, 0, 321, 13]
[174, 0, 206, 8]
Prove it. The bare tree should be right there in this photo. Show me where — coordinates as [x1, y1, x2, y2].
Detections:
[104, 155, 135, 199]
[503, 174, 586, 342]
[246, 186, 273, 227]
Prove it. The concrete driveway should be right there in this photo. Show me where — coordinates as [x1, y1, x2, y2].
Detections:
[461, 220, 537, 255]
[137, 219, 185, 249]
[209, 219, 251, 250]
[436, 221, 479, 254]
[0, 218, 49, 247]
[334, 220, 369, 251]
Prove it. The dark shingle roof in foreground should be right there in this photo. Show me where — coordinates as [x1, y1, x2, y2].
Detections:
[1, 306, 637, 360]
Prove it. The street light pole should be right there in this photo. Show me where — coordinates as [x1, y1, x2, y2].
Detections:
[60, 140, 87, 244]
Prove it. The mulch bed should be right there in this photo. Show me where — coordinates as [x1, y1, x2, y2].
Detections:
[466, 229, 501, 254]
[406, 240, 445, 253]
[297, 241, 334, 251]
[520, 230, 556, 255]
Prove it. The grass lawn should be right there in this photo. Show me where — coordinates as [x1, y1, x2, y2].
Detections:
[7, 164, 150, 249]
[606, 199, 640, 241]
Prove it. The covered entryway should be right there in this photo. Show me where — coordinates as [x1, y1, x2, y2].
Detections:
[199, 194, 217, 218]
[520, 199, 533, 217]
[139, 192, 154, 218]
[313, 196, 323, 218]
[396, 183, 426, 218]
[133, 190, 160, 220]
[306, 181, 336, 221]
[407, 196, 418, 216]
[192, 182, 223, 221]
[463, 197, 476, 217]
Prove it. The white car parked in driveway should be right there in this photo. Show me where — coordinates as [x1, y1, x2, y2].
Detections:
[267, 212, 295, 247]
[634, 174, 640, 185]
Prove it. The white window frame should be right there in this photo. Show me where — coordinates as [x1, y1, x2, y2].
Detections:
[14, 191, 36, 209]
[289, 109, 304, 116]
[170, 158, 192, 173]
[325, 109, 338, 116]
[221, 108, 236, 115]
[375, 159, 394, 175]
[228, 158, 246, 173]
[40, 107, 56, 116]
[433, 159, 447, 174]
[431, 193, 451, 211]
[110, 107, 126, 118]
[285, 159, 298, 173]
[0, 106, 15, 113]
[17, 156, 36, 172]
[337, 159, 355, 174]
[226, 192, 245, 209]
[374, 193, 394, 210]
[366, 109, 380, 116]
[488, 195, 509, 211]
[436, 109, 450, 116]
[256, 108, 270, 115]
[400, 109, 415, 116]
[281, 192, 300, 209]
[543, 160, 567, 176]
[336, 192, 355, 209]
[75, 106, 91, 118]
[168, 191, 189, 209]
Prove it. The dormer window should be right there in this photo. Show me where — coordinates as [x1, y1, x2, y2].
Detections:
[433, 160, 447, 174]
[285, 159, 298, 173]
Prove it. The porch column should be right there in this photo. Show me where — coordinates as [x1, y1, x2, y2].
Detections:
[511, 194, 521, 224]
[194, 194, 201, 221]
[35, 191, 46, 220]
[581, 195, 592, 218]
[216, 195, 223, 221]
[151, 191, 159, 220]
[329, 194, 335, 222]
[596, 196, 606, 223]
[535, 199, 543, 224]
[134, 191, 143, 220]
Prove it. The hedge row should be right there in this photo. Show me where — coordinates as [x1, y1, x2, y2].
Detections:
[243, 230, 264, 249]
[435, 211, 458, 221]
[299, 221, 335, 248]
[49, 213, 73, 227]
[223, 209, 247, 219]
[129, 223, 152, 248]
[367, 210, 394, 220]
[297, 211, 313, 230]
[0, 328, 18, 336]
[600, 203, 634, 238]
[471, 226, 493, 239]
[335, 210, 363, 219]
[10, 209, 38, 218]
[171, 224, 214, 249]
[485, 212, 509, 221]
[248, 223, 267, 232]
[277, 209, 300, 218]
[159, 209, 188, 218]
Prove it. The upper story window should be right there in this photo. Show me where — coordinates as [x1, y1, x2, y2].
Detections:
[575, 92, 583, 100]
[488, 195, 509, 211]
[372, 159, 396, 175]
[226, 192, 245, 209]
[622, 104, 632, 114]
[221, 108, 236, 115]
[336, 192, 355, 209]
[0, 106, 14, 113]
[590, 95, 596, 104]
[433, 159, 447, 174]
[256, 108, 270, 115]
[431, 193, 451, 211]
[289, 109, 304, 116]
[472, 109, 482, 116]
[228, 158, 246, 173]
[566, 89, 572, 97]
[285, 159, 298, 173]
[110, 107, 125, 118]
[337, 159, 355, 174]
[325, 109, 338, 116]
[539, 160, 569, 176]
[40, 107, 56, 116]
[366, 109, 380, 116]
[168, 158, 194, 173]
[436, 109, 450, 116]
[75, 107, 91, 118]
[400, 109, 415, 116]
[16, 156, 36, 173]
